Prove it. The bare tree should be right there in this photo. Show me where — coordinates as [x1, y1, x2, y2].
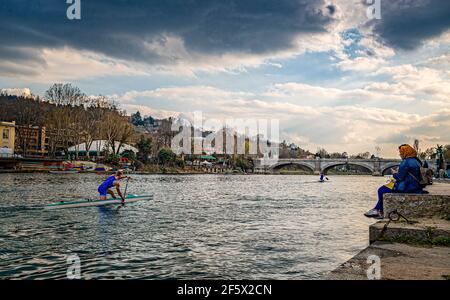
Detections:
[46, 106, 72, 157]
[101, 110, 134, 156]
[45, 83, 85, 106]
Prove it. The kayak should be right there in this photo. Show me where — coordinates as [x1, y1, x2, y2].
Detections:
[45, 194, 153, 210]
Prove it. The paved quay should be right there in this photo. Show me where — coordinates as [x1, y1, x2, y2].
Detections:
[327, 183, 450, 280]
[327, 241, 450, 280]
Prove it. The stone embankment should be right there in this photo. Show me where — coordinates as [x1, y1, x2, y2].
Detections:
[328, 183, 450, 280]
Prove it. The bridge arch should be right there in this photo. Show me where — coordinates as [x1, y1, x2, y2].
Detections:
[321, 162, 374, 174]
[381, 163, 401, 175]
[270, 162, 315, 173]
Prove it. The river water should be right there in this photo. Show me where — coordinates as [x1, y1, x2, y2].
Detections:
[0, 173, 383, 279]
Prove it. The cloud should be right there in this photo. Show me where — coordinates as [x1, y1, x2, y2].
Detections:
[367, 0, 450, 50]
[263, 82, 415, 106]
[374, 64, 450, 103]
[335, 56, 387, 72]
[0, 1, 336, 69]
[114, 85, 448, 157]
[376, 109, 450, 145]
[332, 26, 395, 73]
[0, 47, 147, 83]
[423, 53, 450, 68]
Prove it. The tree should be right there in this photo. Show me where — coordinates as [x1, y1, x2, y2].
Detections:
[316, 148, 329, 158]
[121, 149, 136, 161]
[137, 135, 152, 163]
[351, 151, 371, 159]
[0, 87, 129, 160]
[279, 142, 291, 158]
[131, 111, 144, 126]
[361, 151, 371, 159]
[419, 147, 436, 160]
[330, 152, 344, 158]
[80, 107, 98, 159]
[44, 83, 87, 158]
[175, 158, 185, 168]
[143, 115, 155, 126]
[102, 110, 134, 156]
[158, 148, 176, 166]
[69, 106, 87, 160]
[45, 106, 73, 157]
[83, 96, 116, 158]
[236, 157, 253, 171]
[45, 83, 85, 106]
[445, 145, 450, 160]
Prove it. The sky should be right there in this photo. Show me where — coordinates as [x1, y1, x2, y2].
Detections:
[0, 0, 449, 158]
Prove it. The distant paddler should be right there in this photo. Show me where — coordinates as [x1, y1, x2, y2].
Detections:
[98, 170, 131, 204]
[319, 172, 329, 182]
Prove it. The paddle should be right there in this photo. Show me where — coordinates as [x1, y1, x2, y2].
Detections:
[123, 178, 129, 198]
[117, 177, 130, 210]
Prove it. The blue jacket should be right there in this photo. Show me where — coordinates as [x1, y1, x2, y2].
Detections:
[393, 157, 423, 193]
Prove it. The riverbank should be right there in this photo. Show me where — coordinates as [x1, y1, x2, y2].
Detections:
[0, 168, 393, 176]
[327, 183, 450, 280]
[0, 169, 242, 175]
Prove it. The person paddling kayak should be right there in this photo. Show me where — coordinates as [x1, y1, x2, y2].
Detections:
[319, 172, 328, 182]
[98, 170, 131, 204]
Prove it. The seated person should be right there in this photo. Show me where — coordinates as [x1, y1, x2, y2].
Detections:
[365, 144, 423, 219]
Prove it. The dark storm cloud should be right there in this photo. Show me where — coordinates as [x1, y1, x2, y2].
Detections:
[367, 0, 450, 50]
[0, 0, 336, 65]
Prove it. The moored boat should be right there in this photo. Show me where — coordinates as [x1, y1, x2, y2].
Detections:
[49, 170, 79, 174]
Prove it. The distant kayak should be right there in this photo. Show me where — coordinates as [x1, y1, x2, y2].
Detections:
[45, 194, 153, 210]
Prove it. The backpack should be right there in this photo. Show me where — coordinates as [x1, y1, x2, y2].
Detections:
[420, 167, 433, 186]
[409, 167, 433, 188]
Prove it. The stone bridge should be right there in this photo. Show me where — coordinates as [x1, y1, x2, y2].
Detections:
[254, 158, 405, 176]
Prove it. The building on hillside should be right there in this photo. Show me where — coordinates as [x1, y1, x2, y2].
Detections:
[147, 119, 163, 132]
[0, 88, 32, 98]
[0, 121, 16, 155]
[14, 125, 48, 157]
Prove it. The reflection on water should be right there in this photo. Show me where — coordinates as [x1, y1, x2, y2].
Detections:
[0, 173, 382, 279]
